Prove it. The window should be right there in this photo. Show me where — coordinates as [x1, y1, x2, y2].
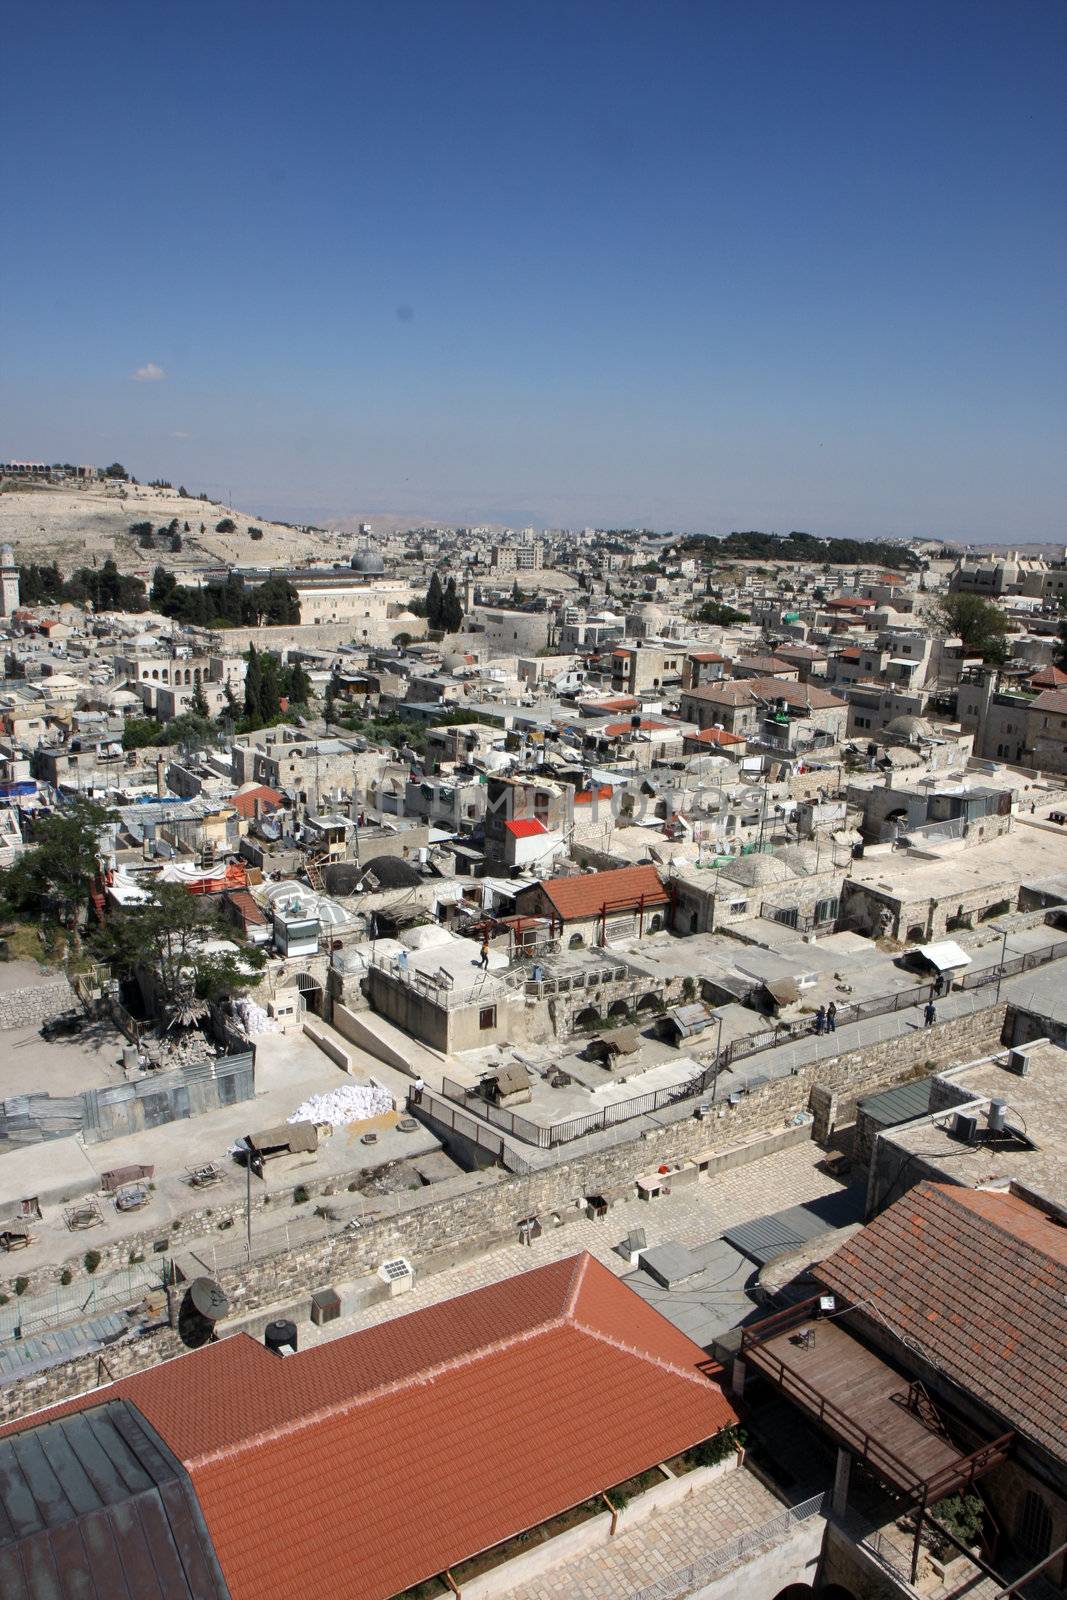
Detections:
[815, 897, 838, 925]
[479, 1006, 497, 1031]
[729, 898, 748, 914]
[1017, 1492, 1052, 1561]
[773, 906, 799, 928]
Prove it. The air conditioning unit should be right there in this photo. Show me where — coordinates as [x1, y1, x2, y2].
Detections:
[377, 1257, 415, 1297]
[1007, 1046, 1037, 1076]
[952, 1112, 979, 1145]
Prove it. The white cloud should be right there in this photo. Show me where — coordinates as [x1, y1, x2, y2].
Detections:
[171, 430, 191, 439]
[131, 362, 166, 382]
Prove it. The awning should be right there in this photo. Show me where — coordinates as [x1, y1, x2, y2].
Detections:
[917, 941, 971, 972]
[764, 977, 800, 1006]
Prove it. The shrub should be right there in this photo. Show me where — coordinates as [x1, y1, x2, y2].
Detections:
[687, 1425, 746, 1468]
[215, 517, 236, 534]
[14, 1276, 29, 1296]
[248, 526, 264, 541]
[0, 1293, 8, 1306]
[59, 1268, 73, 1286]
[932, 1492, 984, 1553]
[293, 1185, 310, 1205]
[83, 1250, 102, 1274]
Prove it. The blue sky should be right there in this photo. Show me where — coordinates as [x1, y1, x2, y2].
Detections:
[2, 1, 1064, 539]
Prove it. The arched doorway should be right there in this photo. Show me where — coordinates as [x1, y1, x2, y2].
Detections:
[772, 1586, 814, 1600]
[293, 972, 324, 1018]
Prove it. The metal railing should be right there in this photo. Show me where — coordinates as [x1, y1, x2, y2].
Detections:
[632, 1491, 826, 1600]
[438, 1058, 721, 1150]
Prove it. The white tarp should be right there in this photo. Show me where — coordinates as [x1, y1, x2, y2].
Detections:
[917, 940, 972, 972]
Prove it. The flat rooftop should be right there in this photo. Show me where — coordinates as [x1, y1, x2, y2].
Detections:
[848, 823, 1067, 901]
[879, 1042, 1067, 1206]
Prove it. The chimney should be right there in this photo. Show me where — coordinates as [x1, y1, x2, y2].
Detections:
[155, 755, 165, 798]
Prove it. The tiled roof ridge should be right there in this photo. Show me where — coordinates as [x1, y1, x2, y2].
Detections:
[569, 1318, 720, 1392]
[185, 1312, 574, 1471]
[562, 1250, 591, 1316]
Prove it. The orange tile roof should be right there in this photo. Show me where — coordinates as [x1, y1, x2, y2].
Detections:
[1030, 665, 1067, 689]
[816, 1183, 1067, 1457]
[5, 1254, 734, 1600]
[528, 864, 668, 922]
[228, 784, 283, 819]
[686, 726, 746, 746]
[602, 717, 675, 736]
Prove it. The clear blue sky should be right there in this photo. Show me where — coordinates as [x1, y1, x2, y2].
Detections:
[2, 1, 1064, 540]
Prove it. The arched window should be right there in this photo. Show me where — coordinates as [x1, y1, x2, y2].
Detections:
[569, 932, 584, 949]
[1017, 1490, 1053, 1561]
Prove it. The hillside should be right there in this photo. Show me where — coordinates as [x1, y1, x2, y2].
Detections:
[0, 479, 352, 574]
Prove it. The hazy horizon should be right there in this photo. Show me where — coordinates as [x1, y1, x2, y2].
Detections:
[3, 1, 1064, 544]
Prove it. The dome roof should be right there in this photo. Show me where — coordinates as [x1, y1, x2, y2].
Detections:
[886, 714, 933, 739]
[0, 544, 14, 566]
[720, 853, 794, 886]
[776, 844, 820, 877]
[351, 549, 386, 574]
[324, 855, 422, 894]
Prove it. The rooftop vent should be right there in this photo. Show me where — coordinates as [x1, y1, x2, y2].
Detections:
[264, 1318, 298, 1357]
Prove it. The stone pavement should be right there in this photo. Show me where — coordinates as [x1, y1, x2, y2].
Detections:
[506, 1464, 788, 1600]
[300, 1139, 854, 1345]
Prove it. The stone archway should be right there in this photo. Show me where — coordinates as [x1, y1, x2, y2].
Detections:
[292, 972, 324, 1018]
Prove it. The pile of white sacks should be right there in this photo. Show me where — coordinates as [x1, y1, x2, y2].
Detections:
[288, 1083, 393, 1128]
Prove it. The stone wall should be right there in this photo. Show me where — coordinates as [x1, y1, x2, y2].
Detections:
[0, 998, 1009, 1423]
[0, 977, 75, 1031]
[807, 1002, 1007, 1141]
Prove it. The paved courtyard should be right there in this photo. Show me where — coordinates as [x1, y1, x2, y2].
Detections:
[301, 1138, 855, 1345]
[506, 1464, 795, 1600]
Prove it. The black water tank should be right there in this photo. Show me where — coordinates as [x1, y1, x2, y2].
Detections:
[264, 1318, 298, 1355]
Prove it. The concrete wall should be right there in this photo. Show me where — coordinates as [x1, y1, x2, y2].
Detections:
[0, 978, 75, 1031]
[689, 1515, 826, 1600]
[807, 1003, 1007, 1141]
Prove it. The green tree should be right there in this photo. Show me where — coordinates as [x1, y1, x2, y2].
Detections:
[443, 576, 464, 632]
[190, 678, 210, 717]
[244, 645, 264, 723]
[935, 594, 1011, 667]
[426, 570, 444, 628]
[287, 661, 312, 705]
[215, 517, 236, 534]
[94, 883, 264, 1021]
[103, 462, 128, 479]
[0, 799, 106, 946]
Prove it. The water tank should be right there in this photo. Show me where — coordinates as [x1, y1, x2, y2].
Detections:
[987, 1098, 1007, 1133]
[264, 1318, 298, 1356]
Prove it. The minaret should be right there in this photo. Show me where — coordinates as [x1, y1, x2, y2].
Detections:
[0, 546, 19, 617]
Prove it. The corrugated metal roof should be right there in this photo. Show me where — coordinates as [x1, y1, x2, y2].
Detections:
[858, 1078, 936, 1128]
[724, 1190, 865, 1267]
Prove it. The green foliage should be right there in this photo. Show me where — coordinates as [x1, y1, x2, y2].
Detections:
[424, 570, 463, 631]
[0, 798, 106, 928]
[102, 463, 128, 480]
[935, 593, 1011, 666]
[190, 678, 210, 717]
[696, 599, 750, 625]
[93, 881, 265, 1019]
[932, 1492, 984, 1551]
[686, 1425, 746, 1468]
[59, 1268, 73, 1286]
[13, 1276, 29, 1296]
[247, 526, 263, 540]
[123, 713, 218, 752]
[20, 558, 146, 612]
[678, 530, 920, 571]
[83, 1250, 101, 1274]
[215, 517, 236, 534]
[149, 567, 300, 628]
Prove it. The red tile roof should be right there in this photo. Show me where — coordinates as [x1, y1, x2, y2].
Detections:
[1030, 665, 1067, 689]
[686, 726, 746, 746]
[826, 596, 875, 609]
[816, 1184, 1067, 1457]
[1030, 687, 1067, 714]
[524, 864, 668, 923]
[505, 817, 548, 838]
[228, 784, 283, 819]
[5, 1255, 734, 1600]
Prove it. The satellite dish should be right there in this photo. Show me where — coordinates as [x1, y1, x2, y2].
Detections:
[189, 1277, 229, 1321]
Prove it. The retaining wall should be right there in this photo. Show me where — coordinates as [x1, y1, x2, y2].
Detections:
[0, 978, 76, 1031]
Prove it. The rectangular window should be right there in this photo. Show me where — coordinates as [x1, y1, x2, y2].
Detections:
[479, 1006, 497, 1030]
[729, 898, 748, 914]
[815, 897, 838, 925]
